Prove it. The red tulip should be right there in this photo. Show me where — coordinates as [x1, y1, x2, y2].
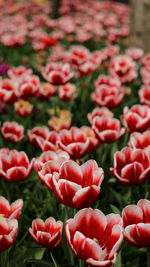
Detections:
[58, 83, 77, 101]
[57, 127, 90, 159]
[94, 74, 121, 89]
[39, 83, 56, 99]
[81, 126, 100, 151]
[0, 79, 18, 104]
[38, 157, 67, 191]
[0, 217, 18, 252]
[0, 196, 23, 220]
[14, 100, 33, 117]
[92, 85, 124, 109]
[42, 63, 74, 85]
[65, 208, 123, 267]
[34, 150, 69, 172]
[110, 147, 150, 186]
[8, 66, 33, 79]
[0, 149, 34, 182]
[122, 199, 150, 247]
[27, 126, 49, 149]
[123, 104, 150, 133]
[29, 217, 63, 248]
[39, 131, 59, 152]
[87, 107, 113, 125]
[128, 131, 150, 157]
[53, 160, 104, 209]
[109, 55, 137, 84]
[1, 121, 24, 143]
[69, 45, 90, 69]
[18, 75, 40, 98]
[92, 116, 125, 143]
[139, 85, 150, 106]
[126, 47, 144, 61]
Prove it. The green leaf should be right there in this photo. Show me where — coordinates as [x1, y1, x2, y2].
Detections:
[110, 204, 121, 215]
[24, 259, 54, 267]
[114, 252, 121, 267]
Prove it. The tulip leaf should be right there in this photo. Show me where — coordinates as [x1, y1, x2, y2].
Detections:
[110, 204, 121, 215]
[114, 251, 121, 267]
[24, 259, 54, 267]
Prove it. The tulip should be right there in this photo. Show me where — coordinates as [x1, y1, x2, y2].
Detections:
[92, 116, 125, 143]
[65, 208, 123, 267]
[27, 126, 49, 149]
[128, 131, 150, 157]
[29, 217, 63, 248]
[0, 217, 18, 252]
[111, 147, 150, 186]
[14, 100, 33, 117]
[122, 199, 150, 247]
[123, 104, 150, 133]
[0, 196, 23, 220]
[57, 127, 90, 159]
[0, 149, 34, 182]
[42, 62, 74, 85]
[1, 121, 24, 143]
[53, 160, 104, 209]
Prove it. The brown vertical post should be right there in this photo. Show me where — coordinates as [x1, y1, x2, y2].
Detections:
[130, 0, 150, 52]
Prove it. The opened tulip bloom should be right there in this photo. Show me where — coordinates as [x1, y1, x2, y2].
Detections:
[53, 160, 104, 209]
[0, 217, 18, 252]
[0, 196, 23, 220]
[111, 147, 150, 186]
[128, 130, 150, 157]
[87, 107, 113, 125]
[42, 62, 74, 85]
[34, 150, 69, 172]
[0, 149, 34, 182]
[65, 208, 123, 267]
[1, 121, 24, 143]
[123, 104, 150, 133]
[38, 157, 68, 191]
[57, 127, 91, 159]
[92, 116, 125, 143]
[122, 199, 150, 247]
[29, 217, 63, 248]
[27, 126, 49, 149]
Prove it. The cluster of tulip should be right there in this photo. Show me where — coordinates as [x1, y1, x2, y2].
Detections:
[0, 0, 150, 266]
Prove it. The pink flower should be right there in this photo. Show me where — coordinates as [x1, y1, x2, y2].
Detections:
[92, 116, 125, 143]
[65, 208, 123, 266]
[123, 104, 150, 133]
[139, 85, 150, 106]
[92, 85, 124, 109]
[18, 75, 40, 98]
[128, 131, 150, 157]
[29, 217, 63, 248]
[0, 79, 18, 104]
[39, 131, 59, 152]
[69, 45, 90, 69]
[27, 126, 49, 149]
[57, 127, 90, 159]
[94, 74, 121, 89]
[1, 121, 24, 143]
[8, 66, 32, 79]
[126, 47, 144, 61]
[42, 63, 74, 85]
[0, 217, 18, 252]
[87, 107, 114, 125]
[38, 157, 67, 191]
[0, 149, 34, 182]
[111, 147, 150, 185]
[14, 100, 33, 117]
[58, 83, 77, 101]
[53, 160, 104, 209]
[109, 55, 137, 84]
[0, 196, 23, 220]
[81, 126, 100, 151]
[122, 199, 150, 247]
[34, 150, 69, 172]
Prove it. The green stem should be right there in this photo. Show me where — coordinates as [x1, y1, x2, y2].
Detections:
[130, 186, 134, 204]
[147, 248, 150, 267]
[79, 259, 84, 267]
[65, 205, 69, 220]
[50, 252, 58, 267]
[46, 248, 51, 262]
